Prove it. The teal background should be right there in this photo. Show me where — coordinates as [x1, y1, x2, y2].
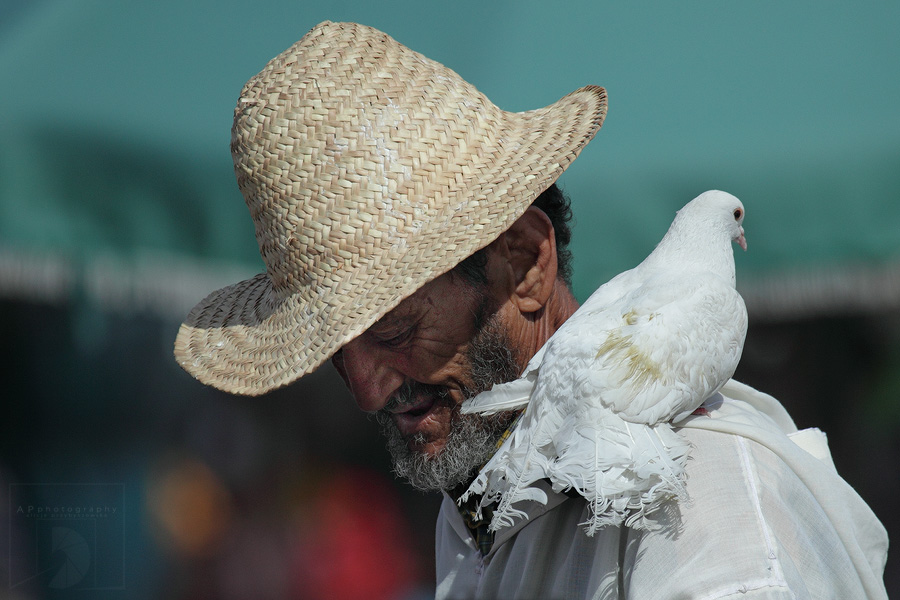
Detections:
[2, 0, 899, 309]
[2, 2, 898, 598]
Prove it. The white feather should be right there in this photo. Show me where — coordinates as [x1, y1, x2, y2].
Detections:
[460, 373, 536, 416]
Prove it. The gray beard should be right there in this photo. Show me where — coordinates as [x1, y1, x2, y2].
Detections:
[374, 314, 521, 493]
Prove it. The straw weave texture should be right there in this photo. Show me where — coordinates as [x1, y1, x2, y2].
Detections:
[174, 21, 607, 395]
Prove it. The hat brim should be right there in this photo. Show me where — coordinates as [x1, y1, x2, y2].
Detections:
[175, 85, 606, 395]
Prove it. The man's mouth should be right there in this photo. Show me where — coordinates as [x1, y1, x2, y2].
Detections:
[390, 395, 440, 438]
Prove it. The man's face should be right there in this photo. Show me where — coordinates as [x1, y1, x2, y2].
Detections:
[331, 268, 521, 492]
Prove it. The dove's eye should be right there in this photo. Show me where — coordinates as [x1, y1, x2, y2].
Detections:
[733, 208, 743, 221]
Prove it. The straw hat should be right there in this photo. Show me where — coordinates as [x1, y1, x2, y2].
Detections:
[174, 21, 607, 395]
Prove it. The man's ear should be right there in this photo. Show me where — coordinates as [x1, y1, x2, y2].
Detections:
[493, 206, 558, 314]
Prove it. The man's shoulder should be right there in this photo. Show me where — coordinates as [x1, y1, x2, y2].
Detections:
[679, 379, 797, 433]
[637, 382, 889, 599]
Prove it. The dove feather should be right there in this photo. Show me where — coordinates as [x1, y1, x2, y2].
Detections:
[460, 373, 536, 416]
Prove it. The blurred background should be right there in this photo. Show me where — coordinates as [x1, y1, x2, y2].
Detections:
[2, 1, 898, 598]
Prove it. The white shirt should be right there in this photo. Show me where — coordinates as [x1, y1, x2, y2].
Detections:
[435, 380, 889, 599]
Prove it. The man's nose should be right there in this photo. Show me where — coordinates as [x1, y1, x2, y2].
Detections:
[331, 336, 404, 413]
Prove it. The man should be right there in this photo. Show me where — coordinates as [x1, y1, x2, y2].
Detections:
[175, 21, 889, 599]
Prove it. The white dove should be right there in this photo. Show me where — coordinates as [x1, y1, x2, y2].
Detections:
[460, 190, 749, 535]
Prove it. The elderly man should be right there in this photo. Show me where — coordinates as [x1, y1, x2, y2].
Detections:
[175, 21, 888, 599]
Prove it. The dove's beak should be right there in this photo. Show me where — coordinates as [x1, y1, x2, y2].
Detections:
[736, 227, 748, 251]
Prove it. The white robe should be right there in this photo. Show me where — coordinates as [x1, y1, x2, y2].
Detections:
[435, 380, 889, 599]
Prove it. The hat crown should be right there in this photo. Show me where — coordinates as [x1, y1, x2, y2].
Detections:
[230, 21, 499, 297]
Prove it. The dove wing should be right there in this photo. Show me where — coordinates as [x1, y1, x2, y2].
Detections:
[579, 270, 747, 424]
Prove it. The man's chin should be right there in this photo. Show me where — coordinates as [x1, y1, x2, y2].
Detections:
[376, 408, 513, 493]
[405, 435, 447, 458]
[391, 420, 451, 461]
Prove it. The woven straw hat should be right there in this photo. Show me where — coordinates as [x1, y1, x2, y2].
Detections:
[174, 21, 607, 395]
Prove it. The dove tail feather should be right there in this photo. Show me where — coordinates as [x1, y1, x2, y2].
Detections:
[461, 376, 536, 415]
[537, 414, 692, 534]
[461, 397, 694, 536]
[486, 434, 553, 531]
[458, 409, 553, 530]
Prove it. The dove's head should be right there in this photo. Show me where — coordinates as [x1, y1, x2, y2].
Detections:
[681, 190, 747, 251]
